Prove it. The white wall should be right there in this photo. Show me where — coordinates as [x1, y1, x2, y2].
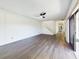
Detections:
[42, 21, 56, 35]
[65, 20, 69, 43]
[0, 9, 42, 46]
[65, 0, 78, 19]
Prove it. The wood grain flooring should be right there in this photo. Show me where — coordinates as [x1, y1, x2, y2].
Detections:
[0, 34, 77, 59]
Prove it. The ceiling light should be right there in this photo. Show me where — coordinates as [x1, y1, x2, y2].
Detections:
[40, 12, 46, 18]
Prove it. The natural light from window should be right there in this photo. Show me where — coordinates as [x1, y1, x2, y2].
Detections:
[76, 11, 79, 40]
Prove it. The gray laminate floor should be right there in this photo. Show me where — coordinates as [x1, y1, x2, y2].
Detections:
[0, 34, 77, 59]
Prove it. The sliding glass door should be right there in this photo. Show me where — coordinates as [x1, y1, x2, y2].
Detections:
[69, 15, 76, 51]
[76, 10, 79, 41]
[69, 9, 79, 51]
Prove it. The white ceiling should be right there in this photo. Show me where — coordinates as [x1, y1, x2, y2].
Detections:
[0, 0, 72, 20]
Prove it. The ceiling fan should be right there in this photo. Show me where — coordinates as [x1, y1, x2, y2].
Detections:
[40, 12, 46, 18]
[34, 11, 47, 19]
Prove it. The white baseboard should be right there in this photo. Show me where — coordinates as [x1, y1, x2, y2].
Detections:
[0, 33, 41, 46]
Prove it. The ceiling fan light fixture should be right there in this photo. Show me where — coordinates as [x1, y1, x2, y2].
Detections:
[42, 16, 45, 18]
[40, 12, 46, 18]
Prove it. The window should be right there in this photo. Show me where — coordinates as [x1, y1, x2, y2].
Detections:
[76, 10, 79, 40]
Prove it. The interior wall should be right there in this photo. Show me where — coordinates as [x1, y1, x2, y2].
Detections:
[65, 0, 78, 19]
[65, 20, 69, 43]
[42, 21, 56, 35]
[0, 9, 42, 46]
